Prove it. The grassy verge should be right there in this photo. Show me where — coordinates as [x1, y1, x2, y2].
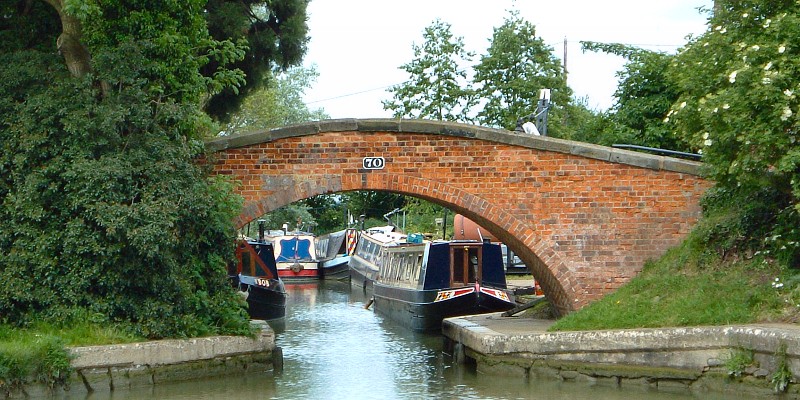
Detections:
[550, 218, 798, 331]
[0, 323, 142, 394]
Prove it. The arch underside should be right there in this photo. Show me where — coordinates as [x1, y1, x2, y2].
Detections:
[236, 173, 579, 315]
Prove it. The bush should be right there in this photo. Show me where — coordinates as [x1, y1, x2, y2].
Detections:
[0, 48, 251, 339]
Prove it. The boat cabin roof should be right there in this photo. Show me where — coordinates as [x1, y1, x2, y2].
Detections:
[363, 226, 411, 246]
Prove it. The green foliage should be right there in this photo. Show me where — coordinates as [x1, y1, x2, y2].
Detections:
[550, 214, 786, 331]
[203, 0, 309, 120]
[724, 347, 755, 377]
[303, 195, 346, 234]
[0, 0, 307, 339]
[669, 1, 800, 266]
[582, 42, 690, 151]
[473, 11, 572, 135]
[383, 19, 476, 122]
[341, 191, 406, 223]
[0, 332, 71, 395]
[384, 11, 589, 137]
[224, 65, 329, 135]
[401, 197, 452, 239]
[72, 0, 248, 106]
[696, 186, 789, 260]
[569, 109, 638, 146]
[0, 2, 61, 53]
[244, 202, 316, 234]
[0, 321, 144, 396]
[0, 5, 256, 338]
[771, 342, 792, 392]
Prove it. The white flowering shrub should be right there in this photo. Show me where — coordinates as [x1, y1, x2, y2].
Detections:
[669, 1, 800, 267]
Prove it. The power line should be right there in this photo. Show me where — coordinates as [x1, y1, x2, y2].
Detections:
[548, 40, 686, 49]
[305, 81, 409, 104]
[306, 40, 686, 107]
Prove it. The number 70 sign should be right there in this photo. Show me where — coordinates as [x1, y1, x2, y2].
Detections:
[362, 156, 385, 170]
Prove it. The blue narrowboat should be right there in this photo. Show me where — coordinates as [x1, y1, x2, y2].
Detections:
[349, 227, 515, 332]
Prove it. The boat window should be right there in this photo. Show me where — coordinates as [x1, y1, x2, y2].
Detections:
[452, 247, 465, 285]
[404, 254, 414, 281]
[359, 241, 367, 260]
[467, 250, 480, 283]
[412, 254, 423, 283]
[366, 241, 376, 263]
[253, 245, 269, 277]
[396, 255, 404, 281]
[451, 245, 482, 286]
[241, 250, 253, 276]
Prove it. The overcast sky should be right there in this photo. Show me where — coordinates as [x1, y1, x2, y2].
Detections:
[300, 1, 714, 119]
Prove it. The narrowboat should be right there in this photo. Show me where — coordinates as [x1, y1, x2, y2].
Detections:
[315, 228, 357, 280]
[348, 226, 402, 290]
[349, 227, 516, 331]
[230, 226, 287, 321]
[453, 214, 529, 275]
[266, 231, 322, 282]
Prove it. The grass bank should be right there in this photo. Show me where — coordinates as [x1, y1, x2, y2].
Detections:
[551, 201, 800, 331]
[0, 323, 142, 394]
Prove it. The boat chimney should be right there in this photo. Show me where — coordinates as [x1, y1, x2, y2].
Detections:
[258, 219, 266, 242]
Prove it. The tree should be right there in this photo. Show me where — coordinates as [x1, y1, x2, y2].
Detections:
[224, 65, 328, 135]
[473, 11, 572, 136]
[383, 19, 476, 122]
[342, 191, 406, 223]
[203, 0, 309, 120]
[669, 0, 800, 266]
[0, 1, 308, 338]
[302, 194, 345, 234]
[581, 42, 690, 151]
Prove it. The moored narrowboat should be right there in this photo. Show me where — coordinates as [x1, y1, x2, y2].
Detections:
[315, 228, 356, 280]
[348, 226, 404, 291]
[267, 231, 321, 282]
[230, 225, 287, 321]
[349, 227, 515, 331]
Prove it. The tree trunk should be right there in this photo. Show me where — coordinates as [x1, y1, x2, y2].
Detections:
[44, 0, 93, 78]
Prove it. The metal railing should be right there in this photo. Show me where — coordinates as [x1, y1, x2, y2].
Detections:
[612, 144, 702, 161]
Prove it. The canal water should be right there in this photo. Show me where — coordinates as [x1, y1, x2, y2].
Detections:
[75, 281, 750, 399]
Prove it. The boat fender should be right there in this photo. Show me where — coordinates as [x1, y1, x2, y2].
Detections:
[364, 297, 374, 310]
[290, 262, 304, 273]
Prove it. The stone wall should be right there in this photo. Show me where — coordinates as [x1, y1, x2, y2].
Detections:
[15, 322, 279, 398]
[443, 316, 800, 397]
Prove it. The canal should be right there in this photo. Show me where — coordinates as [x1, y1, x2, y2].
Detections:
[87, 281, 749, 399]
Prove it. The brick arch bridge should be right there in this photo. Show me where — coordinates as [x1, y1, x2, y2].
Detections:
[206, 119, 711, 315]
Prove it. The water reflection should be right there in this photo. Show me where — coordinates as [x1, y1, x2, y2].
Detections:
[269, 281, 745, 400]
[60, 281, 751, 399]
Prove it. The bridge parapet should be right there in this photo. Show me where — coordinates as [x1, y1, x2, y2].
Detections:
[207, 119, 703, 176]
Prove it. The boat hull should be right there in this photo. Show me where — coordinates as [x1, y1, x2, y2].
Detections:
[236, 276, 287, 321]
[373, 283, 515, 332]
[349, 263, 375, 291]
[276, 261, 320, 282]
[320, 255, 351, 280]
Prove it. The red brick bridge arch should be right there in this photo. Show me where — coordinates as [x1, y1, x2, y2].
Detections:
[207, 119, 711, 315]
